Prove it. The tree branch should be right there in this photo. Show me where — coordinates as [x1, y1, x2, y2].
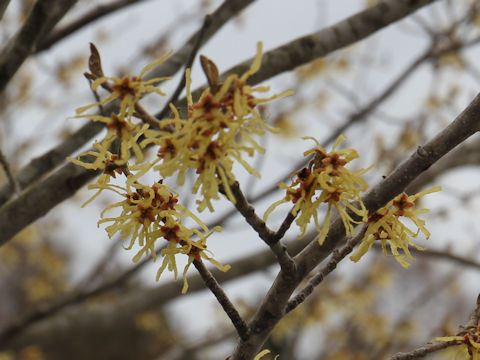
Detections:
[221, 0, 437, 88]
[286, 225, 367, 313]
[193, 259, 250, 341]
[36, 0, 145, 52]
[388, 340, 459, 360]
[229, 181, 296, 275]
[0, 147, 20, 197]
[0, 0, 77, 94]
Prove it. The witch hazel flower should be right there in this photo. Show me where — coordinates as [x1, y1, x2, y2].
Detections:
[76, 112, 149, 164]
[96, 181, 200, 254]
[156, 225, 230, 293]
[67, 140, 128, 206]
[76, 50, 172, 119]
[264, 135, 371, 245]
[141, 42, 293, 212]
[93, 180, 229, 292]
[68, 45, 231, 294]
[350, 186, 441, 268]
[68, 49, 172, 198]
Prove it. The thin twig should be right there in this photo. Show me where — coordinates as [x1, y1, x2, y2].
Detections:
[229, 182, 277, 243]
[85, 76, 107, 116]
[156, 14, 212, 120]
[0, 147, 20, 196]
[0, 0, 77, 94]
[229, 181, 296, 275]
[36, 0, 144, 52]
[286, 224, 367, 313]
[193, 259, 250, 341]
[388, 340, 460, 360]
[132, 102, 162, 128]
[272, 210, 296, 244]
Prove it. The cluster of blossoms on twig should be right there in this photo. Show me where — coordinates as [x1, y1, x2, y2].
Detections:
[350, 186, 441, 268]
[142, 43, 293, 211]
[95, 180, 228, 293]
[68, 42, 290, 292]
[264, 135, 370, 245]
[264, 135, 440, 266]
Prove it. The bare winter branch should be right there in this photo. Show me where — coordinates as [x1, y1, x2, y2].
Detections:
[36, 0, 145, 52]
[193, 259, 250, 341]
[156, 14, 213, 119]
[286, 225, 367, 313]
[0, 0, 77, 94]
[229, 181, 296, 275]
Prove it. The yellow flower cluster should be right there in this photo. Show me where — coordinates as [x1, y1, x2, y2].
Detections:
[264, 135, 370, 245]
[76, 113, 149, 164]
[436, 331, 480, 360]
[72, 50, 171, 168]
[68, 50, 237, 292]
[68, 141, 127, 206]
[76, 51, 171, 118]
[69, 51, 170, 204]
[95, 180, 229, 293]
[141, 43, 293, 212]
[350, 186, 441, 268]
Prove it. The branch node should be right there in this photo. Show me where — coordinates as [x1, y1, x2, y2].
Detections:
[417, 145, 428, 158]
